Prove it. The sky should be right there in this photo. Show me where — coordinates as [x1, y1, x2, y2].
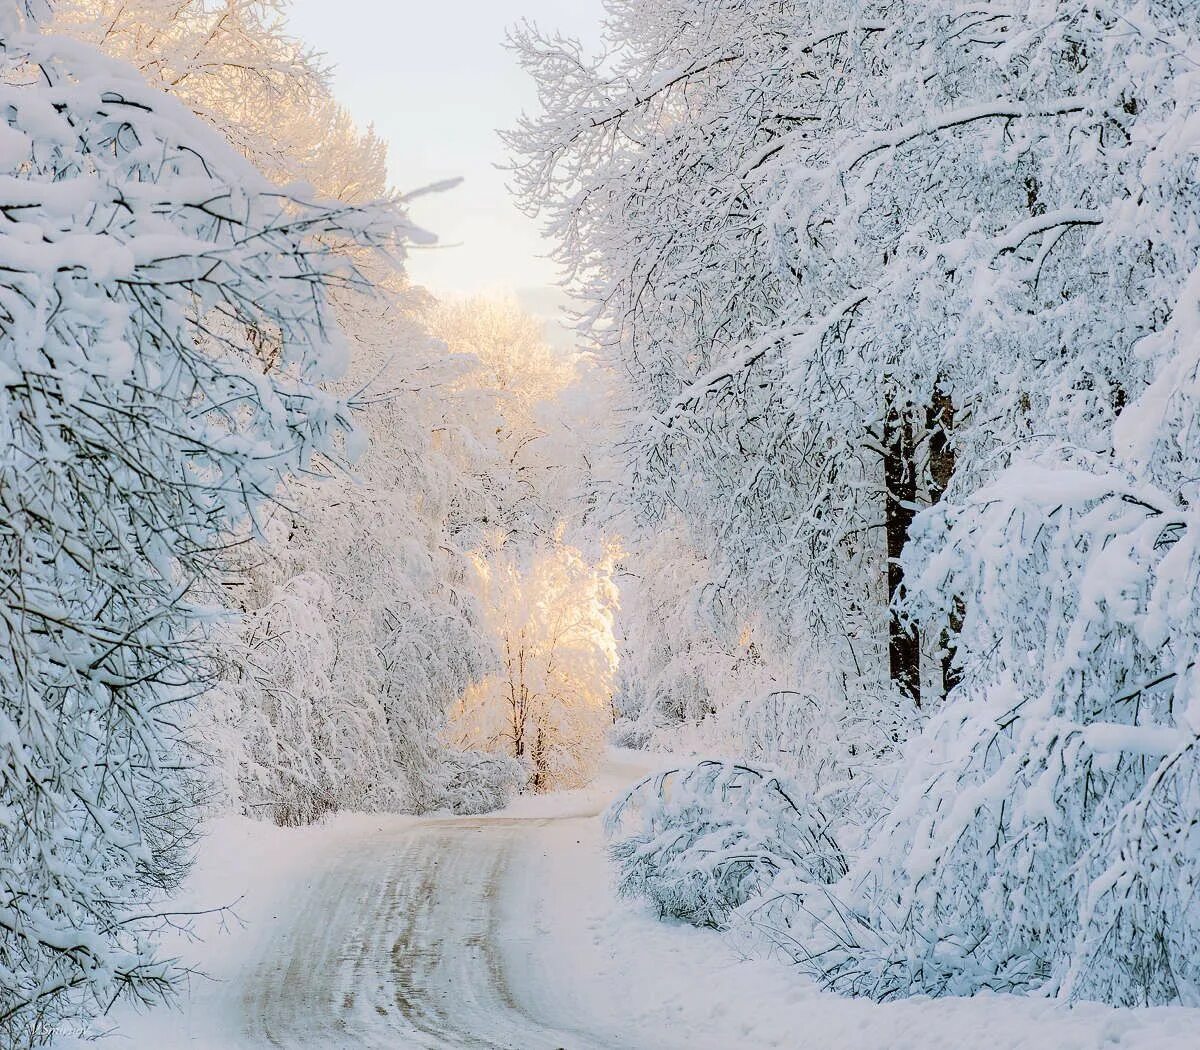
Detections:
[287, 0, 604, 309]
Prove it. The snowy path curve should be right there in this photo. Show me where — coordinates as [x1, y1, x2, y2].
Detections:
[126, 753, 666, 1050]
[76, 753, 1200, 1050]
[235, 813, 628, 1049]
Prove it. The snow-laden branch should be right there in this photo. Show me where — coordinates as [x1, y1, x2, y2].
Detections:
[650, 290, 871, 432]
[650, 205, 1104, 434]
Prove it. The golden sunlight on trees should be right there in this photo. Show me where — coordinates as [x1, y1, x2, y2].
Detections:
[433, 297, 574, 413]
[51, 0, 389, 200]
[452, 540, 619, 792]
[432, 296, 617, 794]
[430, 295, 578, 541]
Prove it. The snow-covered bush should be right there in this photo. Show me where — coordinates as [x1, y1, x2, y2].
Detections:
[0, 2, 403, 1040]
[217, 468, 501, 824]
[605, 761, 846, 929]
[224, 571, 346, 827]
[434, 750, 528, 816]
[770, 463, 1200, 1006]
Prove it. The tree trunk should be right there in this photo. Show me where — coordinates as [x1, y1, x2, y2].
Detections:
[884, 397, 921, 707]
[926, 385, 962, 699]
[531, 724, 547, 793]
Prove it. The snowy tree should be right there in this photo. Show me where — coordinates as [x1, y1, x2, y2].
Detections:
[514, 0, 1200, 1009]
[508, 0, 1165, 742]
[51, 0, 389, 198]
[0, 1, 406, 1039]
[504, 0, 947, 769]
[779, 462, 1200, 1006]
[452, 540, 619, 791]
[423, 298, 622, 795]
[430, 296, 578, 547]
[212, 333, 511, 824]
[789, 2, 1200, 1006]
[51, 0, 524, 825]
[206, 285, 596, 817]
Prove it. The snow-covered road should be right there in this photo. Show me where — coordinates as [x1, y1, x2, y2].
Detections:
[71, 752, 1200, 1050]
[226, 754, 668, 1049]
[236, 816, 615, 1049]
[93, 753, 682, 1049]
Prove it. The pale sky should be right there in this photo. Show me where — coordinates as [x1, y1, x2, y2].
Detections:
[287, 0, 604, 304]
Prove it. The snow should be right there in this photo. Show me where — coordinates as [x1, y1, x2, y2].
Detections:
[54, 751, 1200, 1049]
[520, 816, 1199, 1050]
[11, 0, 1199, 1039]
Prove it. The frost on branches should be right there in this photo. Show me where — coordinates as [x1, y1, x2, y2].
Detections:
[429, 296, 579, 548]
[513, 0, 1200, 1008]
[817, 35, 1200, 1001]
[213, 332, 512, 824]
[0, 2, 403, 1041]
[50, 0, 382, 195]
[792, 0, 1200, 1009]
[49, 0, 526, 826]
[797, 459, 1200, 1006]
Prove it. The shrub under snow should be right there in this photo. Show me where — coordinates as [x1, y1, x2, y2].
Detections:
[434, 750, 528, 816]
[604, 761, 846, 929]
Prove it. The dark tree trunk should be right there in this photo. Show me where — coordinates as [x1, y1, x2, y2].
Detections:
[884, 397, 921, 707]
[531, 724, 547, 793]
[926, 385, 962, 699]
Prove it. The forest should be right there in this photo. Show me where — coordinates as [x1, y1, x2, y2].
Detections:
[1, 1, 1198, 1048]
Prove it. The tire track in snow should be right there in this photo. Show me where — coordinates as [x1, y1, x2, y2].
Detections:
[230, 816, 630, 1049]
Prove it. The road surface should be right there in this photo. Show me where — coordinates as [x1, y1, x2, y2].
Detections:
[237, 815, 627, 1049]
[131, 754, 667, 1050]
